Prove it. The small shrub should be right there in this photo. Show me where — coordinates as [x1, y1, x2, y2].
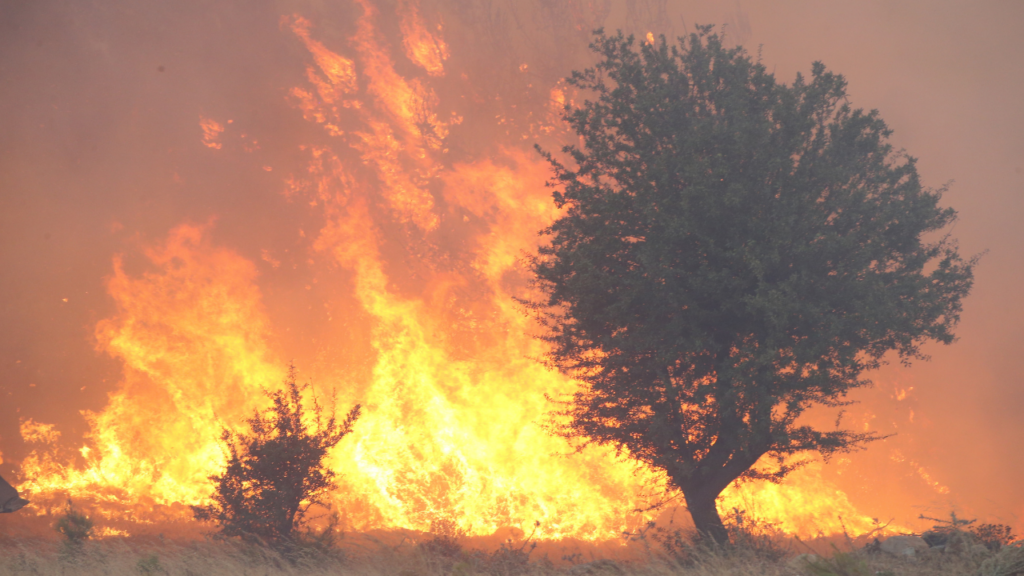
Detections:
[55, 498, 93, 545]
[191, 365, 360, 552]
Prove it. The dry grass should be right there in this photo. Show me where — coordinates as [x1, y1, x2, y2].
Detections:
[0, 534, 1005, 576]
[979, 541, 1024, 576]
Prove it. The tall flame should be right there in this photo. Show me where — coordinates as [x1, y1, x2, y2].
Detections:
[15, 2, 900, 541]
[20, 225, 282, 512]
[397, 0, 449, 77]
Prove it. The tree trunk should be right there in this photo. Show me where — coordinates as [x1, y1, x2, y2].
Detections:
[684, 489, 729, 546]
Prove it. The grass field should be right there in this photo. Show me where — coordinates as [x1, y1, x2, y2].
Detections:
[2, 531, 1019, 576]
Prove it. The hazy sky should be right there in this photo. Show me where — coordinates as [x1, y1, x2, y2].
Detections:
[1, 0, 1022, 532]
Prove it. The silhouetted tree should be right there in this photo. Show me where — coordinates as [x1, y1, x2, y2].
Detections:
[192, 366, 360, 548]
[530, 27, 977, 544]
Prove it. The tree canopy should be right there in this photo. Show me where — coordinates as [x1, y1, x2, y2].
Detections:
[530, 27, 976, 542]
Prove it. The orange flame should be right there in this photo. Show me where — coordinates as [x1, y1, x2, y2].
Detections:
[15, 4, 909, 542]
[20, 224, 283, 510]
[199, 116, 224, 149]
[397, 0, 449, 76]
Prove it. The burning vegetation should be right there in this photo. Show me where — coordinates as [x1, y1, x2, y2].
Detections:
[0, 1, 1016, 572]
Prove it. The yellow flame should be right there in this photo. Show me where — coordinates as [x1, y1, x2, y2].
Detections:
[290, 143, 651, 538]
[721, 461, 886, 536]
[20, 224, 283, 510]
[16, 5, 901, 541]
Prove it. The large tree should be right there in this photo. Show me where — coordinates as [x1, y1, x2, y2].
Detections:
[530, 28, 976, 543]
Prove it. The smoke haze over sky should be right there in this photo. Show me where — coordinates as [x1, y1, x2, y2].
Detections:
[1, 0, 1022, 534]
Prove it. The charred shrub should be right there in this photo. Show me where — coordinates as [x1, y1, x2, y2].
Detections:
[191, 365, 360, 552]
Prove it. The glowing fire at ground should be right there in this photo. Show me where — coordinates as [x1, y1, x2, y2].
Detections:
[16, 1, 898, 541]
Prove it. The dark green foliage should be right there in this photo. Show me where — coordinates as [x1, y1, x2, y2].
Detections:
[191, 366, 361, 549]
[55, 498, 93, 544]
[530, 27, 976, 543]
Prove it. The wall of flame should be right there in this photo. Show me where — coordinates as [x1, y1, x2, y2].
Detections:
[3, 0, 1021, 540]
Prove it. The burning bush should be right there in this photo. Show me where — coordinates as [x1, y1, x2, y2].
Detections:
[191, 365, 360, 550]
